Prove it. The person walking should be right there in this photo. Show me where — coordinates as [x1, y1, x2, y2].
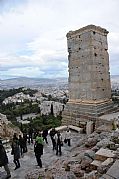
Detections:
[65, 127, 71, 146]
[50, 128, 57, 150]
[0, 140, 11, 179]
[55, 131, 63, 156]
[34, 132, 44, 168]
[11, 133, 20, 170]
[23, 132, 27, 153]
[28, 125, 33, 144]
[19, 135, 25, 157]
[42, 128, 48, 144]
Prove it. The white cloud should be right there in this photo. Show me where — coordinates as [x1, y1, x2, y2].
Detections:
[0, 0, 119, 79]
[109, 32, 119, 54]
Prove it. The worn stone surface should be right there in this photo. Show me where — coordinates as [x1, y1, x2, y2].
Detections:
[0, 132, 87, 179]
[95, 148, 116, 161]
[101, 158, 113, 166]
[84, 170, 97, 179]
[99, 174, 114, 179]
[1, 126, 119, 179]
[106, 160, 119, 179]
[85, 138, 98, 147]
[91, 160, 102, 167]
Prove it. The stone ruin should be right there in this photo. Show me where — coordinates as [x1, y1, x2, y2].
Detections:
[62, 25, 117, 128]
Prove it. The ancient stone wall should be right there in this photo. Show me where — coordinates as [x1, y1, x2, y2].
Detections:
[67, 25, 111, 102]
[62, 25, 115, 126]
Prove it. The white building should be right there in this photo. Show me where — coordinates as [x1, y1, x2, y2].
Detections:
[40, 101, 65, 117]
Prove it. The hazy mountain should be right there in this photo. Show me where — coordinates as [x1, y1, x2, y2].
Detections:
[111, 75, 119, 81]
[0, 77, 68, 89]
[0, 75, 119, 90]
[111, 75, 119, 89]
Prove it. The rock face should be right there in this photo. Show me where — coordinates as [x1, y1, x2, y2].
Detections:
[0, 113, 21, 139]
[62, 24, 114, 126]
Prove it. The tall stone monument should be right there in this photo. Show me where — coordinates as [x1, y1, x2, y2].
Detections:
[62, 25, 114, 126]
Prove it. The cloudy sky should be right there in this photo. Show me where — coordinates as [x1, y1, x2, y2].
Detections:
[0, 0, 119, 79]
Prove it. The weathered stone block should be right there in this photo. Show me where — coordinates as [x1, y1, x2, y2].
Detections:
[106, 160, 119, 179]
[95, 148, 115, 161]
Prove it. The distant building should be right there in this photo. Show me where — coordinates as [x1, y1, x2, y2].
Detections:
[40, 101, 65, 117]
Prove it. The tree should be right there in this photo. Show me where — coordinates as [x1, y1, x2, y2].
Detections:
[50, 103, 54, 115]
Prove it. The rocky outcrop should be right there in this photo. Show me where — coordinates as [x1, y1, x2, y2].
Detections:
[0, 113, 21, 139]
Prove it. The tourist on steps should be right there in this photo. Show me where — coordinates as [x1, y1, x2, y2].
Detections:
[19, 135, 25, 157]
[23, 132, 27, 153]
[55, 131, 63, 156]
[34, 132, 44, 168]
[42, 128, 48, 144]
[28, 125, 33, 144]
[11, 133, 20, 170]
[0, 140, 11, 179]
[50, 128, 57, 150]
[65, 127, 71, 146]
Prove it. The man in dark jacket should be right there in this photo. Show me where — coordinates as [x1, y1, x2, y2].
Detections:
[42, 129, 48, 144]
[50, 128, 57, 150]
[0, 140, 11, 179]
[23, 132, 27, 153]
[19, 135, 25, 156]
[11, 133, 20, 170]
[28, 125, 33, 144]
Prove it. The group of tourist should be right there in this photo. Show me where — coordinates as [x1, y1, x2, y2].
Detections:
[0, 126, 71, 179]
[34, 127, 71, 167]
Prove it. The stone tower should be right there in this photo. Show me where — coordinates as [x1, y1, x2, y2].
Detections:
[62, 25, 114, 126]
